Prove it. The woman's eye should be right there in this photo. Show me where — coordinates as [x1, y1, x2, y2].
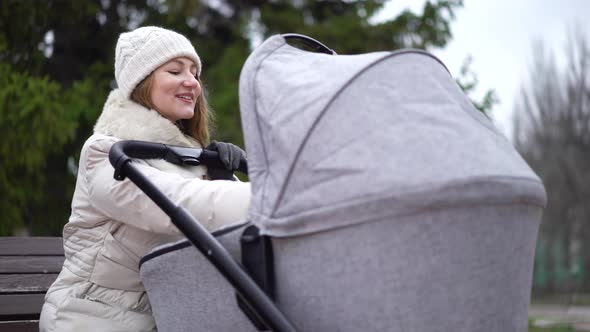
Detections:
[168, 71, 180, 75]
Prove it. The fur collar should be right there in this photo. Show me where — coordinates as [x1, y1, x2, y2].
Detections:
[94, 89, 202, 148]
[94, 89, 206, 178]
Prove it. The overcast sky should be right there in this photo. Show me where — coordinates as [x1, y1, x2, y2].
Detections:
[374, 0, 590, 140]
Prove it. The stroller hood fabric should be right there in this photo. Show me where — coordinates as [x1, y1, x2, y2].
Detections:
[239, 35, 546, 237]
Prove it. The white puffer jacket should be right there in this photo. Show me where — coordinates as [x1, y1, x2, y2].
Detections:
[39, 89, 251, 332]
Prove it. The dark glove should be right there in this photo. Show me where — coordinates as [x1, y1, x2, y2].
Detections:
[205, 140, 247, 180]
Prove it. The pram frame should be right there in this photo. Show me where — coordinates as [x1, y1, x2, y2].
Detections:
[109, 140, 297, 332]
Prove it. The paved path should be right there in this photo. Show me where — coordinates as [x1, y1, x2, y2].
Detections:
[530, 305, 590, 331]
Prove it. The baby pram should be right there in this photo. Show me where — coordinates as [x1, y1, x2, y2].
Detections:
[111, 34, 547, 331]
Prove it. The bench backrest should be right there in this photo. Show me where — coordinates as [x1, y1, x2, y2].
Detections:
[0, 237, 64, 330]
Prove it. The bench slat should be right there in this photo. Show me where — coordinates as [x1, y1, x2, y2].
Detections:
[0, 237, 64, 323]
[0, 320, 39, 332]
[0, 237, 63, 256]
[0, 274, 59, 293]
[0, 294, 45, 319]
[0, 257, 65, 274]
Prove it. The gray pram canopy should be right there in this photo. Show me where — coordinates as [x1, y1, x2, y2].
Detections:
[239, 35, 545, 237]
[140, 34, 546, 332]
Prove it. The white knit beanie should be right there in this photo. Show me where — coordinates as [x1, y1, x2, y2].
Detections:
[114, 26, 202, 98]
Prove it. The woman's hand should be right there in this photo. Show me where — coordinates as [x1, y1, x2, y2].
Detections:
[205, 141, 247, 180]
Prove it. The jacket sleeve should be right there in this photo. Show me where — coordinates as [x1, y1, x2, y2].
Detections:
[83, 136, 251, 235]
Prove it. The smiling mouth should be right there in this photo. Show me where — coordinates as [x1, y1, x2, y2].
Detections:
[176, 95, 194, 103]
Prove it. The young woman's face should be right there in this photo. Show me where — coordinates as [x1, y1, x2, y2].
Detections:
[150, 57, 201, 122]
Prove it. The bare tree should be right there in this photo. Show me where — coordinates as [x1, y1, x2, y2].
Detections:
[514, 28, 590, 295]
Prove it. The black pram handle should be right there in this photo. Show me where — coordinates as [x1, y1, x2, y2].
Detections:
[109, 140, 248, 180]
[282, 33, 336, 55]
[108, 140, 297, 332]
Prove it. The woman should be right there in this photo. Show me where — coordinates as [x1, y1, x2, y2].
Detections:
[39, 26, 251, 331]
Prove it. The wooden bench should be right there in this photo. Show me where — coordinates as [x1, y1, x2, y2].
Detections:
[0, 237, 64, 331]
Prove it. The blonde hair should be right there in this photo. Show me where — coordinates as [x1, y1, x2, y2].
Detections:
[130, 73, 212, 147]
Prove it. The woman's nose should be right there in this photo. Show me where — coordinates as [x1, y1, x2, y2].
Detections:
[183, 74, 199, 87]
